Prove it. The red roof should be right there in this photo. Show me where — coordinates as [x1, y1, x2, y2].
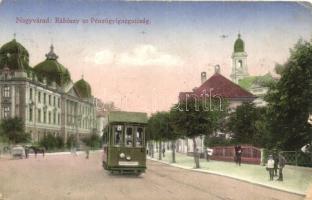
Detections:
[180, 73, 256, 100]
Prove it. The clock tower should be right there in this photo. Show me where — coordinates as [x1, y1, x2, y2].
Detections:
[230, 33, 249, 83]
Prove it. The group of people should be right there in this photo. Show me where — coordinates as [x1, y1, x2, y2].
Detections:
[266, 152, 286, 181]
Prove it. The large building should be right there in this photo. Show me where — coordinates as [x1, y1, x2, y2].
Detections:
[0, 37, 97, 142]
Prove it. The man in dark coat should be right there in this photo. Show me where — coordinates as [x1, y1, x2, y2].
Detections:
[277, 154, 286, 181]
[273, 151, 279, 176]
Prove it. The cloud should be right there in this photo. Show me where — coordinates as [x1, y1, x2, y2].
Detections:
[84, 44, 183, 67]
[118, 44, 183, 67]
[84, 49, 115, 65]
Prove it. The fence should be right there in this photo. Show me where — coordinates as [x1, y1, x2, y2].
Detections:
[280, 151, 312, 167]
[211, 145, 261, 164]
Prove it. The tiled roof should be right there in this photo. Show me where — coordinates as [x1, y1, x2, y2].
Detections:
[179, 73, 256, 100]
[195, 73, 256, 98]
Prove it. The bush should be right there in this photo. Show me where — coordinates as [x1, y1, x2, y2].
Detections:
[82, 133, 101, 149]
[66, 135, 77, 149]
[39, 134, 64, 150]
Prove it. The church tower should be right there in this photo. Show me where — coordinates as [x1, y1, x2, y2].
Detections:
[230, 33, 249, 83]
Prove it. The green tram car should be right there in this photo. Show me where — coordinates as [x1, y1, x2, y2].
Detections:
[102, 111, 148, 174]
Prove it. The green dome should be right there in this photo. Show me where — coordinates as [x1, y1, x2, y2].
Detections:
[33, 45, 71, 86]
[234, 34, 245, 53]
[0, 39, 31, 70]
[74, 78, 92, 98]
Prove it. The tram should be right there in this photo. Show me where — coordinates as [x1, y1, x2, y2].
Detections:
[102, 111, 148, 175]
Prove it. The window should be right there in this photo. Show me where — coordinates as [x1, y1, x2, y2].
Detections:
[125, 127, 133, 147]
[29, 107, 33, 122]
[29, 88, 33, 100]
[43, 111, 46, 123]
[3, 107, 10, 118]
[57, 98, 60, 108]
[43, 93, 46, 104]
[53, 112, 56, 124]
[113, 125, 123, 146]
[53, 96, 56, 107]
[58, 113, 60, 124]
[238, 60, 243, 68]
[37, 109, 41, 122]
[38, 92, 41, 103]
[48, 95, 51, 105]
[3, 86, 10, 97]
[136, 127, 144, 147]
[48, 112, 51, 124]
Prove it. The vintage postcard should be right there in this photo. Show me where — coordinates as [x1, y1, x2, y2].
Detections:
[0, 0, 312, 199]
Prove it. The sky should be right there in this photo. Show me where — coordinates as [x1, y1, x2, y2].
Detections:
[0, 0, 312, 113]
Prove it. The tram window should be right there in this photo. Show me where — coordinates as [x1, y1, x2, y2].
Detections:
[136, 127, 144, 147]
[114, 125, 123, 146]
[125, 127, 133, 147]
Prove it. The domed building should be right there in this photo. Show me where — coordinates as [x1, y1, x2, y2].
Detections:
[34, 45, 71, 86]
[74, 77, 92, 98]
[0, 38, 31, 71]
[0, 37, 97, 143]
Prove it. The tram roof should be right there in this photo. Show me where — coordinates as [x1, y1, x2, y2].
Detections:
[108, 111, 148, 124]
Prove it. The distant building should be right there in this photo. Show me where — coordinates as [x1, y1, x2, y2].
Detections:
[177, 65, 256, 154]
[230, 33, 249, 84]
[179, 65, 256, 111]
[229, 33, 278, 107]
[0, 38, 97, 143]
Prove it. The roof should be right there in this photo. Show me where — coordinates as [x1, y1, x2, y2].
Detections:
[33, 45, 71, 86]
[108, 111, 148, 124]
[193, 73, 256, 99]
[74, 78, 92, 98]
[234, 34, 245, 53]
[0, 39, 31, 70]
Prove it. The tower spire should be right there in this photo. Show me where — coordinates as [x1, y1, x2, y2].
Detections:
[45, 44, 59, 60]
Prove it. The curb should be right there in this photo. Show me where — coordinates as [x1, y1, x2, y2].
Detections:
[148, 157, 306, 197]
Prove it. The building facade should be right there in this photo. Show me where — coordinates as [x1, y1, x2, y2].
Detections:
[0, 38, 97, 143]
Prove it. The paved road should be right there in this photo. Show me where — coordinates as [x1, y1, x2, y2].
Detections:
[0, 152, 304, 200]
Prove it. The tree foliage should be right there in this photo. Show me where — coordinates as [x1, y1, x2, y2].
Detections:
[0, 117, 30, 144]
[170, 98, 228, 167]
[40, 134, 64, 150]
[227, 102, 265, 146]
[265, 39, 312, 150]
[82, 133, 101, 149]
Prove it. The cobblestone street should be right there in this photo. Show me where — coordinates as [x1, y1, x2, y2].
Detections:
[0, 152, 304, 200]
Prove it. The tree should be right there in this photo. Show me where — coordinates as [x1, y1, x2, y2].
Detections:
[227, 102, 264, 146]
[147, 112, 169, 160]
[265, 38, 312, 150]
[170, 98, 227, 168]
[0, 117, 30, 144]
[82, 133, 101, 149]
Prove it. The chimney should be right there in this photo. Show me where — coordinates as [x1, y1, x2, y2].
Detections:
[215, 65, 221, 74]
[201, 72, 207, 84]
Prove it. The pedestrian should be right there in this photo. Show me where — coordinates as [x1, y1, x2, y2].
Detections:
[85, 146, 90, 159]
[273, 150, 279, 177]
[236, 145, 242, 166]
[266, 155, 275, 181]
[25, 146, 29, 159]
[234, 145, 239, 164]
[277, 153, 286, 181]
[206, 147, 213, 161]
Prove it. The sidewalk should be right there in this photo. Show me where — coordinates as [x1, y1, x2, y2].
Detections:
[148, 151, 312, 196]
